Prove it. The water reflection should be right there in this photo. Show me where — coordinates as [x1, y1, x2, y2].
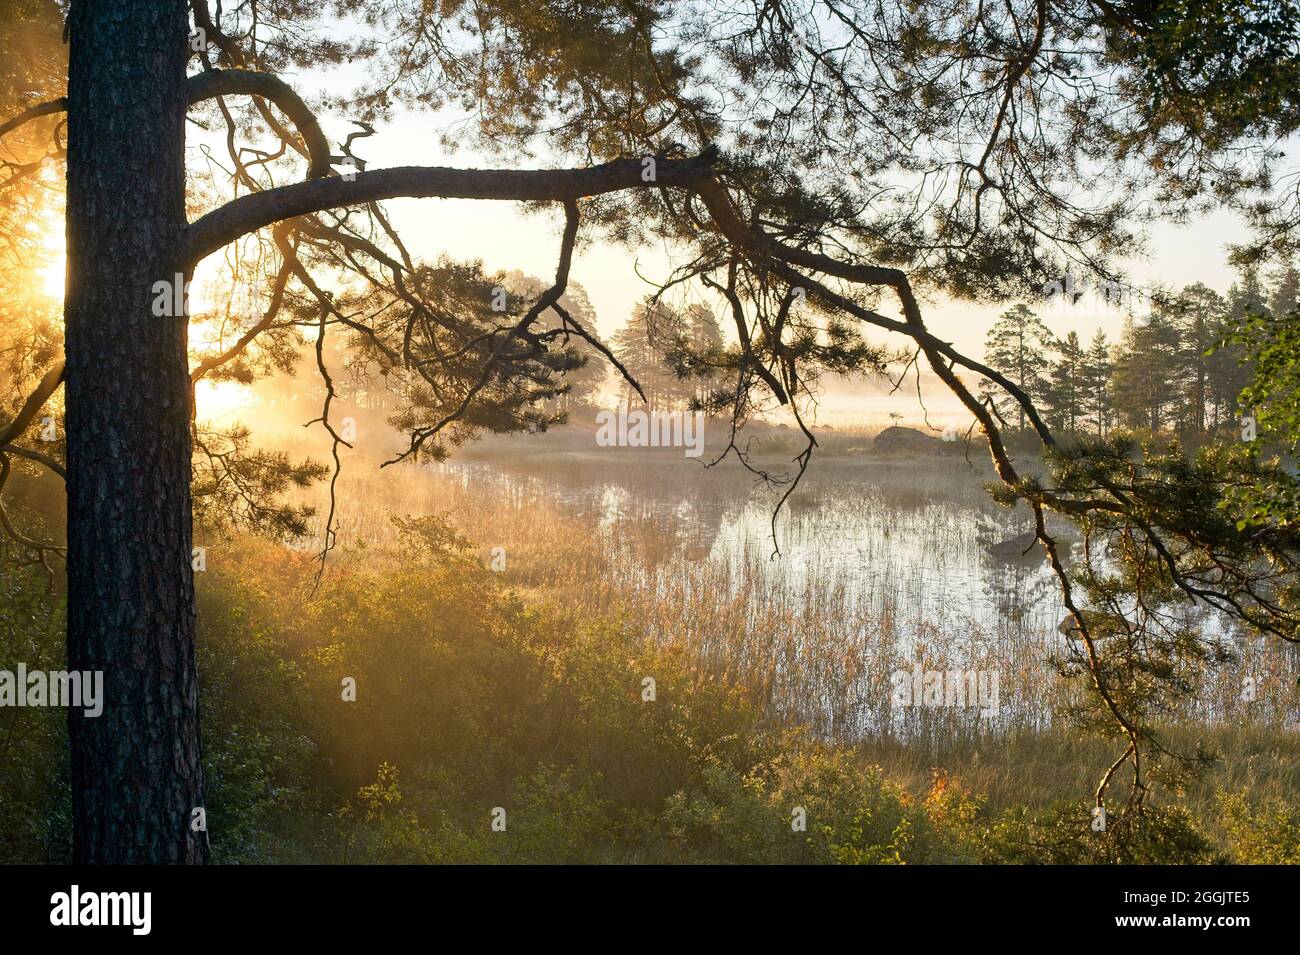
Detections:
[416, 449, 1293, 740]
[443, 453, 1067, 641]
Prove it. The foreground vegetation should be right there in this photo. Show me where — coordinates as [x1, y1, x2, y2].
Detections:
[3, 507, 1297, 864]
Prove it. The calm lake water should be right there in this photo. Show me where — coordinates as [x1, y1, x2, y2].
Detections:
[442, 446, 1070, 640]
[326, 433, 1290, 738]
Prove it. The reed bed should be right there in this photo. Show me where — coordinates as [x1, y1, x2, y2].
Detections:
[272, 433, 1297, 757]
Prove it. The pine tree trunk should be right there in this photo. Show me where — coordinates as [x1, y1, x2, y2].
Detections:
[63, 0, 208, 863]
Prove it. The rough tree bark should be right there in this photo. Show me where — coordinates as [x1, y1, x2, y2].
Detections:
[64, 0, 207, 863]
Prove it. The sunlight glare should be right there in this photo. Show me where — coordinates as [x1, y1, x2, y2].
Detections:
[38, 222, 66, 301]
[195, 379, 257, 423]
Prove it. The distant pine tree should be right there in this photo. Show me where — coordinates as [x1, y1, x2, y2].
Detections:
[1111, 312, 1183, 432]
[1046, 330, 1086, 434]
[1079, 329, 1113, 437]
[980, 304, 1057, 431]
[1170, 282, 1227, 436]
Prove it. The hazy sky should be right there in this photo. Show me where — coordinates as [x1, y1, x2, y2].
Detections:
[345, 110, 1262, 360]
[184, 45, 1284, 428]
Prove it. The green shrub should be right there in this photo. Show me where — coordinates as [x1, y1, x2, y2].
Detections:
[1215, 790, 1300, 863]
[1, 522, 1294, 865]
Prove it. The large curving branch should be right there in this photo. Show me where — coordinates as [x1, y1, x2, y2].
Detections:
[1, 69, 331, 178]
[185, 149, 721, 264]
[0, 354, 66, 448]
[185, 69, 332, 179]
[0, 443, 66, 480]
[190, 0, 325, 174]
[689, 177, 1060, 446]
[0, 99, 68, 139]
[0, 357, 68, 575]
